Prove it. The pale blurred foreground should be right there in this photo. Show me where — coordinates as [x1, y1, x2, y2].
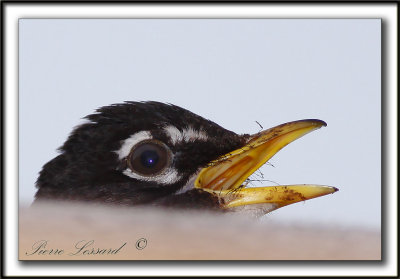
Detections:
[19, 202, 380, 260]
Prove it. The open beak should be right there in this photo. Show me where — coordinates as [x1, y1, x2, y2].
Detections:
[194, 119, 338, 213]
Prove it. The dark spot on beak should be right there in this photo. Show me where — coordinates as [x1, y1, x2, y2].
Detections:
[280, 188, 306, 201]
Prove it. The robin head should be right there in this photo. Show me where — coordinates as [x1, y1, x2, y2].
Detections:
[35, 101, 337, 216]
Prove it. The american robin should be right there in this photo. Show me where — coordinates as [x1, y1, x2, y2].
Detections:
[34, 101, 337, 217]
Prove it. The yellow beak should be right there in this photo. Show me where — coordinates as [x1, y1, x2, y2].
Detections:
[195, 119, 338, 212]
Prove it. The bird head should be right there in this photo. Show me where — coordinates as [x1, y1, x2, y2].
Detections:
[35, 101, 337, 216]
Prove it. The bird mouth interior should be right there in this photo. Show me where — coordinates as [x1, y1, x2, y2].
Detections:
[194, 119, 338, 211]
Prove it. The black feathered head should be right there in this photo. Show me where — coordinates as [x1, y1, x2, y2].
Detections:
[35, 101, 337, 215]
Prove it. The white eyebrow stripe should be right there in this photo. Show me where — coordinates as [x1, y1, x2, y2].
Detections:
[114, 131, 152, 160]
[164, 125, 208, 144]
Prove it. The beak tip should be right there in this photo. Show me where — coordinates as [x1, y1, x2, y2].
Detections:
[332, 187, 339, 193]
[312, 119, 327, 127]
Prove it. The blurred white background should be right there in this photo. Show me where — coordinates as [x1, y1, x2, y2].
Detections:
[19, 19, 381, 229]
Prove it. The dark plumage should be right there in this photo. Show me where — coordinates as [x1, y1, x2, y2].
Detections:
[35, 101, 248, 208]
[35, 101, 337, 215]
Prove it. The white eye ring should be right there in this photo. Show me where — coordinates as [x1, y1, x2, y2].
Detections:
[115, 131, 181, 184]
[115, 131, 152, 160]
[126, 140, 172, 177]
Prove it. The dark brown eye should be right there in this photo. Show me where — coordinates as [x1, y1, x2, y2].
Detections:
[127, 141, 171, 176]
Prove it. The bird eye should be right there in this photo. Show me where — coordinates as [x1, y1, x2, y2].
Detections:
[127, 141, 171, 176]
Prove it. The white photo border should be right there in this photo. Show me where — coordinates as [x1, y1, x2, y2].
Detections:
[3, 2, 398, 277]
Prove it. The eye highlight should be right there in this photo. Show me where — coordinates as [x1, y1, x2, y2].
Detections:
[127, 140, 172, 176]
